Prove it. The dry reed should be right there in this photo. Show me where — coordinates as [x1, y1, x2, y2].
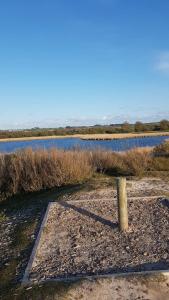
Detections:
[0, 148, 92, 197]
[0, 144, 168, 198]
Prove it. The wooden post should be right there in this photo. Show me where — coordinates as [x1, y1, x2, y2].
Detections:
[116, 177, 128, 231]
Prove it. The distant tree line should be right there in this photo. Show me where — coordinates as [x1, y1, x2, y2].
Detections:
[0, 119, 169, 139]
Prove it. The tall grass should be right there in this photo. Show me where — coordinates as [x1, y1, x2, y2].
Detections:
[0, 148, 92, 197]
[90, 147, 152, 176]
[0, 143, 168, 198]
[123, 147, 152, 176]
[90, 149, 127, 174]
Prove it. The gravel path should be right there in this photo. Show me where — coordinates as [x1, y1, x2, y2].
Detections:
[29, 195, 169, 282]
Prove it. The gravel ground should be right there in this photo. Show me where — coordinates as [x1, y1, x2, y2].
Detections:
[0, 176, 169, 299]
[64, 177, 169, 202]
[29, 196, 169, 282]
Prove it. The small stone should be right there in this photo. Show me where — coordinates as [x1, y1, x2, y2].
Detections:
[26, 286, 32, 290]
[143, 252, 148, 256]
[163, 253, 168, 259]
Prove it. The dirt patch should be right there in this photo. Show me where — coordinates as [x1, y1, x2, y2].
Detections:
[29, 196, 169, 282]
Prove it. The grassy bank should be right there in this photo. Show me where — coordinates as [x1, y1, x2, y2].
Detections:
[80, 131, 169, 140]
[0, 131, 169, 142]
[0, 142, 169, 199]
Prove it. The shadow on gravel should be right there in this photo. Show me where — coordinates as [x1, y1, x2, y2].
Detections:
[59, 201, 118, 229]
[37, 261, 169, 280]
[100, 261, 169, 275]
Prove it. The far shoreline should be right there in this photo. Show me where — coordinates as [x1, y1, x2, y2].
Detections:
[0, 131, 169, 143]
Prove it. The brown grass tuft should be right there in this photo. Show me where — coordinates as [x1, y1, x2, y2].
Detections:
[123, 147, 152, 176]
[0, 148, 93, 197]
[153, 141, 169, 157]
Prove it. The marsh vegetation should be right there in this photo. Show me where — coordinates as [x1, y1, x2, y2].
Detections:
[0, 141, 169, 199]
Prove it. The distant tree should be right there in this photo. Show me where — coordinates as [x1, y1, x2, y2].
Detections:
[31, 127, 40, 130]
[159, 119, 169, 131]
[121, 121, 132, 132]
[134, 121, 145, 132]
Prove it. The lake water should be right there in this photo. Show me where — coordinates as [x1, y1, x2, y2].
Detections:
[0, 135, 168, 153]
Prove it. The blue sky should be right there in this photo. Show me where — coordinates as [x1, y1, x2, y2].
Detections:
[0, 0, 169, 129]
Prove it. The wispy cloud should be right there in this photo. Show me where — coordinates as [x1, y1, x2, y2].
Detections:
[1, 112, 169, 130]
[155, 51, 169, 73]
